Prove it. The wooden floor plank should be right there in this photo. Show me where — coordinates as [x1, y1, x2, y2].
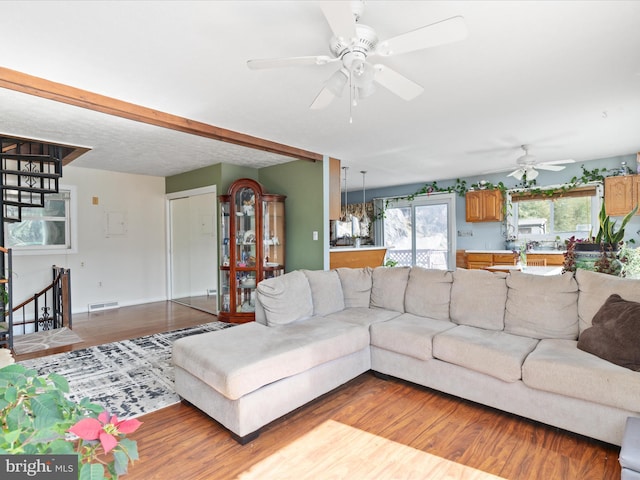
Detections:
[14, 301, 622, 479]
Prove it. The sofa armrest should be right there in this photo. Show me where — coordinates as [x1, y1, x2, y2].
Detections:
[255, 295, 267, 325]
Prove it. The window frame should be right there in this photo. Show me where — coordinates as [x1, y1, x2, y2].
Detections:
[505, 183, 603, 242]
[5, 184, 78, 256]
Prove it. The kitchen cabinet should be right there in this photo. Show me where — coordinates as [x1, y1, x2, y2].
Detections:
[219, 178, 286, 323]
[466, 251, 564, 269]
[465, 189, 504, 222]
[466, 253, 493, 270]
[604, 175, 639, 217]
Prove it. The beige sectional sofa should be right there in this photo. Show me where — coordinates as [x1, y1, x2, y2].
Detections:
[173, 266, 640, 445]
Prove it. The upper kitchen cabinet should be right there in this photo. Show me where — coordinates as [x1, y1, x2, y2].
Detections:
[465, 189, 504, 222]
[604, 175, 639, 217]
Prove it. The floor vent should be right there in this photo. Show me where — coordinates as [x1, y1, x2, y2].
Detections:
[88, 301, 119, 312]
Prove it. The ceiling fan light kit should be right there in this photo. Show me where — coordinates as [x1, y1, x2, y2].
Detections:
[246, 1, 468, 117]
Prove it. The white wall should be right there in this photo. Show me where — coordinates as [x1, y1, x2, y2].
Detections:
[11, 166, 167, 314]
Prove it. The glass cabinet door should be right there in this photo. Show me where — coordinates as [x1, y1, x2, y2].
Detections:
[234, 186, 257, 314]
[263, 196, 285, 280]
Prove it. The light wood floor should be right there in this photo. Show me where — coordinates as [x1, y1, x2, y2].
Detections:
[15, 301, 622, 479]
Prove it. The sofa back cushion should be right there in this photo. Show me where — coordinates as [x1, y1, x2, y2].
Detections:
[404, 267, 453, 320]
[370, 266, 411, 313]
[450, 269, 507, 330]
[576, 269, 640, 334]
[504, 271, 579, 340]
[302, 269, 345, 316]
[337, 267, 373, 308]
[256, 270, 313, 325]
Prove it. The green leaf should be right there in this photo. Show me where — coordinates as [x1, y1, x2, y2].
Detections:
[79, 462, 108, 480]
[4, 385, 17, 403]
[48, 372, 70, 393]
[112, 449, 129, 476]
[118, 438, 139, 462]
[30, 427, 64, 445]
[1, 428, 21, 445]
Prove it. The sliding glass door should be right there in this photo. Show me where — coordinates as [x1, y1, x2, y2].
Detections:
[380, 194, 456, 270]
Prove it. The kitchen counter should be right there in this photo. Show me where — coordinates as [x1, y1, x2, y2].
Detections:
[329, 246, 388, 252]
[465, 249, 566, 254]
[329, 246, 387, 269]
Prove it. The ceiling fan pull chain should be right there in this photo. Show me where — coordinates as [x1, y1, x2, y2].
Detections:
[349, 73, 354, 124]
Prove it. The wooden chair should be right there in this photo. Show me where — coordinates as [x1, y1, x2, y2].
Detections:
[526, 258, 547, 267]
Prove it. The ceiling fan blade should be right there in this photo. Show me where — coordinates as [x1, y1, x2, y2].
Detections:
[541, 159, 575, 165]
[373, 64, 424, 101]
[310, 68, 348, 110]
[319, 1, 357, 41]
[310, 86, 337, 110]
[247, 55, 336, 70]
[535, 164, 567, 172]
[376, 16, 468, 56]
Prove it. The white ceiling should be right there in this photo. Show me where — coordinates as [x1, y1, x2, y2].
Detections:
[1, 1, 639, 191]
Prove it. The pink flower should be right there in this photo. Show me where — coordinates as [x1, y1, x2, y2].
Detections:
[68, 411, 142, 453]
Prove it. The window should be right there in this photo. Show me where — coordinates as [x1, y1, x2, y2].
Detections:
[4, 187, 76, 254]
[376, 193, 456, 270]
[507, 185, 602, 241]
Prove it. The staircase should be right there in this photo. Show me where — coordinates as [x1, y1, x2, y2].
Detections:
[0, 137, 65, 350]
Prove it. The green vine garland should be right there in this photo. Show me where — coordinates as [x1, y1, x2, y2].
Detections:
[376, 165, 610, 220]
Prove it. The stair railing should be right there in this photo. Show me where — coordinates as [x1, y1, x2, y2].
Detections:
[11, 266, 71, 336]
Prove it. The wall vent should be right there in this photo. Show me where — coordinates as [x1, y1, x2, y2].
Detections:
[206, 289, 217, 296]
[88, 301, 119, 312]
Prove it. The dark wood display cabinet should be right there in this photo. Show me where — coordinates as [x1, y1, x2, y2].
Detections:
[219, 178, 285, 323]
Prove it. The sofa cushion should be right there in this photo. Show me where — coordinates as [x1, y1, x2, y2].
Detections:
[504, 271, 579, 340]
[324, 306, 402, 327]
[450, 269, 507, 330]
[522, 338, 640, 412]
[404, 267, 453, 321]
[370, 266, 411, 313]
[371, 313, 457, 361]
[173, 318, 369, 400]
[576, 269, 640, 333]
[577, 294, 640, 371]
[433, 325, 539, 383]
[302, 269, 345, 316]
[337, 267, 373, 308]
[256, 270, 313, 326]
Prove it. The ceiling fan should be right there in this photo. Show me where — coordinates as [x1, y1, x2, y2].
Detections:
[246, 1, 468, 113]
[507, 145, 575, 181]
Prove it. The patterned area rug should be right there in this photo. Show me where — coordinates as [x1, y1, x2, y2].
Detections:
[19, 321, 232, 418]
[13, 327, 84, 355]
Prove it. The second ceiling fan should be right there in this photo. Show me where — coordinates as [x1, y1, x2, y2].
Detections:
[507, 145, 575, 181]
[247, 1, 468, 111]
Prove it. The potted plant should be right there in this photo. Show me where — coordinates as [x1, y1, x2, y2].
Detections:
[564, 202, 638, 274]
[0, 364, 141, 479]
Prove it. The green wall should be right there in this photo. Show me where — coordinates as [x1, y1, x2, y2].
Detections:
[165, 164, 222, 194]
[259, 160, 324, 271]
[165, 163, 259, 196]
[166, 159, 325, 272]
